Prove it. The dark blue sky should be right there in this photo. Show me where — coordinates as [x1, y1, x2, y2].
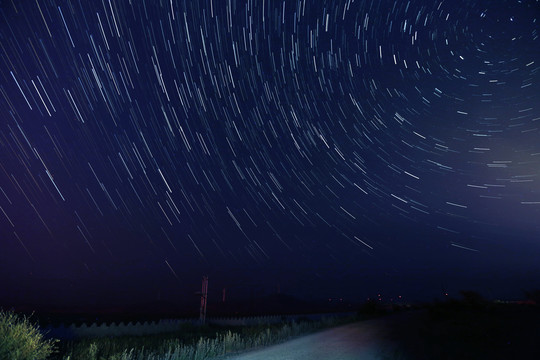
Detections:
[1, 0, 539, 312]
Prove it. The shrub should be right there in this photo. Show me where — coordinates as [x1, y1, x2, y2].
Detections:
[524, 289, 540, 304]
[459, 290, 487, 309]
[357, 299, 385, 317]
[0, 310, 57, 360]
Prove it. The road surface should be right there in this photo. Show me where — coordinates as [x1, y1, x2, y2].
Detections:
[222, 316, 402, 360]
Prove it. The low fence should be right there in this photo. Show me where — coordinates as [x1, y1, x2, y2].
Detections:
[41, 312, 357, 339]
[41, 318, 195, 339]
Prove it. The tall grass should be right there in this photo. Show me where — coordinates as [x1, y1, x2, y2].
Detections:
[0, 310, 57, 360]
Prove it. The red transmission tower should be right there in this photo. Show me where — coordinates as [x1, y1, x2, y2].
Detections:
[199, 276, 208, 324]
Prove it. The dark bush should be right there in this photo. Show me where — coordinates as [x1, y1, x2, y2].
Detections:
[524, 289, 540, 304]
[460, 290, 487, 308]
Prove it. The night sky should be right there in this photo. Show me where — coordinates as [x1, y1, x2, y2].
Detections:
[1, 0, 539, 313]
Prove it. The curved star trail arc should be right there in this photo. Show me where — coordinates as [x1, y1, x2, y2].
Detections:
[0, 0, 539, 282]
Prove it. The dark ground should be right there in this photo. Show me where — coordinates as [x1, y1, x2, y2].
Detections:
[383, 302, 540, 359]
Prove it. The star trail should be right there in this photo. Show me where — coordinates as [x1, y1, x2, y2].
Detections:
[1, 0, 539, 309]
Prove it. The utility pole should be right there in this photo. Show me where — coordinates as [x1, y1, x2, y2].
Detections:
[199, 276, 208, 324]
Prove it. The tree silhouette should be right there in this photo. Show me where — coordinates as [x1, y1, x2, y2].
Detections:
[459, 290, 486, 307]
[524, 289, 540, 304]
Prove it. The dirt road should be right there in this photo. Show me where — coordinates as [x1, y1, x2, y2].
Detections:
[223, 316, 400, 360]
